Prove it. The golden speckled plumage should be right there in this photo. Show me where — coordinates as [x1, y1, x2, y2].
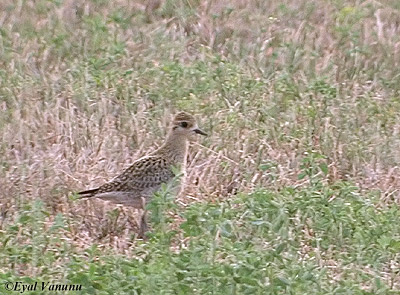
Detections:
[77, 112, 206, 236]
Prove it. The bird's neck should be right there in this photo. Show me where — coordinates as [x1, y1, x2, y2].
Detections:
[157, 132, 188, 165]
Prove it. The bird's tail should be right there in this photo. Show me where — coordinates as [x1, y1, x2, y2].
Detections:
[77, 188, 99, 198]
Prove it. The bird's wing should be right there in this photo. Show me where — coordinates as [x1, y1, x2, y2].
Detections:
[96, 155, 175, 194]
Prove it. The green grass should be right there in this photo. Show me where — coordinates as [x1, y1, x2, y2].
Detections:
[1, 0, 400, 293]
[1, 175, 400, 294]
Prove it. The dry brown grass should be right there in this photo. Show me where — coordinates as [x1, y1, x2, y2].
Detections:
[1, 0, 400, 251]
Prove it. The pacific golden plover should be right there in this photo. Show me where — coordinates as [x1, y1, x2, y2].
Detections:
[77, 112, 207, 237]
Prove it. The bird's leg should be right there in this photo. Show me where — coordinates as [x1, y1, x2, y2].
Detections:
[138, 211, 148, 238]
[137, 197, 148, 239]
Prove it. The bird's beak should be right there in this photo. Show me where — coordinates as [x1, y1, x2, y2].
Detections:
[193, 128, 207, 136]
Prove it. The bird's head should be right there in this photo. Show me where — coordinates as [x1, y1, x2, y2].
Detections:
[171, 112, 207, 137]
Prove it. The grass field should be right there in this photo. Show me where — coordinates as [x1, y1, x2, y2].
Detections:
[1, 0, 400, 293]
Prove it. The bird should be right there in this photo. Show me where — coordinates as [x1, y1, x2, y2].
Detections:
[77, 112, 207, 237]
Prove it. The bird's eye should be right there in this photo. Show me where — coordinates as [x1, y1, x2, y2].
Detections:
[180, 122, 188, 128]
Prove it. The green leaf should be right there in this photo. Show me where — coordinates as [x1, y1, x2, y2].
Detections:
[319, 163, 328, 175]
[298, 172, 307, 180]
